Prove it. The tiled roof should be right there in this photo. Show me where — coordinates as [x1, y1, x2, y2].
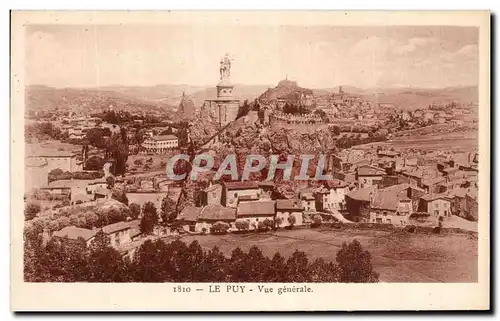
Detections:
[276, 199, 304, 211]
[25, 158, 48, 167]
[151, 135, 178, 141]
[420, 193, 451, 202]
[237, 200, 276, 217]
[324, 179, 349, 189]
[357, 165, 386, 176]
[53, 226, 97, 241]
[223, 181, 260, 190]
[177, 206, 202, 222]
[371, 191, 399, 211]
[102, 221, 131, 234]
[126, 220, 141, 230]
[129, 228, 142, 239]
[346, 186, 377, 202]
[199, 204, 236, 221]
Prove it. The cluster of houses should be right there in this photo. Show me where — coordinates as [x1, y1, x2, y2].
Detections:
[340, 148, 479, 224]
[176, 181, 307, 233]
[52, 219, 144, 259]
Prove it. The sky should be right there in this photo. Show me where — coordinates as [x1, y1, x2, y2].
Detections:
[26, 25, 479, 89]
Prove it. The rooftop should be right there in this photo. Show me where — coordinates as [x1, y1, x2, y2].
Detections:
[420, 193, 452, 202]
[150, 135, 178, 141]
[346, 186, 377, 202]
[53, 226, 97, 241]
[276, 199, 304, 211]
[25, 158, 48, 167]
[357, 165, 386, 177]
[237, 200, 276, 217]
[223, 181, 260, 190]
[102, 221, 131, 234]
[177, 206, 202, 222]
[199, 204, 236, 221]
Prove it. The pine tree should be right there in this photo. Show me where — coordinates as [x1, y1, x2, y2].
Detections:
[336, 239, 379, 283]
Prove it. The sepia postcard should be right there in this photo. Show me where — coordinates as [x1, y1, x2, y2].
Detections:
[10, 10, 490, 311]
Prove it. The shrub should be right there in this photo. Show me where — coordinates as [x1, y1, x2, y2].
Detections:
[311, 214, 323, 228]
[235, 220, 250, 231]
[211, 221, 230, 234]
[24, 202, 41, 221]
[404, 225, 416, 233]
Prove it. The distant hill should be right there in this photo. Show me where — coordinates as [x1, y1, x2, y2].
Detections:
[26, 84, 478, 116]
[259, 79, 315, 103]
[26, 84, 269, 116]
[358, 86, 478, 110]
[26, 85, 175, 115]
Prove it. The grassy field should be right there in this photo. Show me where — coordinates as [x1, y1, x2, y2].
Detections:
[180, 228, 477, 283]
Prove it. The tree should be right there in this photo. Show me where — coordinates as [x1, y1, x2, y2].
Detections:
[264, 252, 286, 282]
[227, 247, 249, 282]
[212, 221, 230, 234]
[106, 176, 115, 188]
[287, 214, 296, 229]
[244, 246, 269, 282]
[86, 128, 108, 148]
[285, 250, 310, 282]
[111, 186, 128, 205]
[129, 203, 141, 220]
[274, 217, 283, 229]
[336, 239, 379, 283]
[203, 246, 227, 281]
[237, 99, 251, 119]
[88, 230, 127, 282]
[309, 258, 340, 282]
[85, 156, 105, 171]
[140, 201, 158, 235]
[263, 218, 274, 230]
[24, 202, 41, 221]
[84, 211, 99, 228]
[330, 125, 341, 136]
[69, 214, 79, 226]
[311, 214, 323, 228]
[132, 239, 170, 282]
[235, 220, 250, 232]
[160, 196, 177, 224]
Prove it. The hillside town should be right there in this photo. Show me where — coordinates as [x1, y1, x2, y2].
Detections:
[23, 53, 479, 283]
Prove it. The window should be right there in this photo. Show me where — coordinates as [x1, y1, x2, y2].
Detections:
[376, 218, 382, 223]
[234, 193, 238, 198]
[434, 210, 439, 216]
[444, 210, 448, 216]
[212, 192, 217, 198]
[435, 203, 439, 208]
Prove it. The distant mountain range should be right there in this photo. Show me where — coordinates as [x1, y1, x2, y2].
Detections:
[25, 83, 477, 115]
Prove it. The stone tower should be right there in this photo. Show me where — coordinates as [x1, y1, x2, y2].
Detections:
[203, 53, 240, 127]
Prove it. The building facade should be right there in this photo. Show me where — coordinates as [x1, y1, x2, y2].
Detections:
[141, 135, 179, 153]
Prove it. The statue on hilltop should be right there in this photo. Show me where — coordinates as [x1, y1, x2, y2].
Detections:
[219, 53, 232, 80]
